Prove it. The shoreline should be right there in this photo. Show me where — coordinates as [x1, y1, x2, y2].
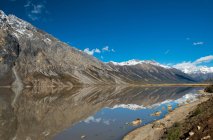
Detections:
[123, 94, 211, 140]
[0, 83, 211, 88]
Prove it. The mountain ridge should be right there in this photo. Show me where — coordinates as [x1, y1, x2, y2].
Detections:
[0, 10, 196, 87]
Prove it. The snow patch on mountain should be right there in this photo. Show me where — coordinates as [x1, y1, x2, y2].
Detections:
[0, 10, 36, 38]
[109, 59, 171, 69]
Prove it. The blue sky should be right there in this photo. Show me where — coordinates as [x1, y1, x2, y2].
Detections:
[1, 0, 213, 66]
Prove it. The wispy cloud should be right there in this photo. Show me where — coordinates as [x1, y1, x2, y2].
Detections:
[194, 55, 213, 64]
[193, 42, 204, 46]
[24, 0, 47, 21]
[164, 50, 170, 55]
[83, 48, 101, 55]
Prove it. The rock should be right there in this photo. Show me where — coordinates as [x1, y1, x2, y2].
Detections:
[189, 131, 194, 136]
[152, 121, 165, 129]
[168, 105, 172, 111]
[201, 135, 211, 140]
[151, 111, 162, 116]
[197, 125, 201, 130]
[81, 135, 86, 139]
[131, 118, 142, 126]
[186, 99, 190, 103]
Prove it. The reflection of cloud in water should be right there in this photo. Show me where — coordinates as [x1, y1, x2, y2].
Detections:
[174, 93, 198, 104]
[111, 104, 146, 110]
[84, 116, 114, 125]
[109, 93, 199, 111]
[147, 100, 173, 108]
[84, 116, 101, 123]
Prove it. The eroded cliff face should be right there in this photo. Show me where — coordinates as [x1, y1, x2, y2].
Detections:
[0, 30, 20, 86]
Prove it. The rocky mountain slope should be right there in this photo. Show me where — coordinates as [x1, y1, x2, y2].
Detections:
[0, 10, 195, 87]
[107, 60, 195, 84]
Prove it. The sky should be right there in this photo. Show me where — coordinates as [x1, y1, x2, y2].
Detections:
[1, 0, 213, 68]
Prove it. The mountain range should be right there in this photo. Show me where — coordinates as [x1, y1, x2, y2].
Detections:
[0, 10, 208, 87]
[108, 59, 213, 81]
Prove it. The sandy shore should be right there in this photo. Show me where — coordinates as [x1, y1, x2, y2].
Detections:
[123, 95, 210, 140]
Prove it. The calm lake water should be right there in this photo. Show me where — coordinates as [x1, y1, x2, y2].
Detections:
[0, 86, 202, 140]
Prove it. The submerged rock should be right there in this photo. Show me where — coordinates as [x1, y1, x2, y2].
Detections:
[131, 118, 142, 126]
[167, 105, 172, 111]
[151, 111, 162, 116]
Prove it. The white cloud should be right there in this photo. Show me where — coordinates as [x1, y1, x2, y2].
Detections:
[173, 55, 213, 74]
[94, 48, 101, 53]
[102, 46, 109, 51]
[84, 46, 115, 56]
[173, 62, 197, 73]
[24, 0, 47, 21]
[102, 46, 115, 52]
[193, 42, 204, 46]
[194, 55, 213, 64]
[83, 48, 101, 55]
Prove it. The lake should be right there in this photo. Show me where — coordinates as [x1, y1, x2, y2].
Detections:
[0, 86, 202, 140]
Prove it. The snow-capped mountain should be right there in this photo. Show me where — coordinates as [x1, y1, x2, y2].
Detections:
[173, 64, 213, 74]
[187, 67, 213, 81]
[107, 60, 195, 83]
[0, 10, 36, 39]
[109, 59, 171, 69]
[173, 62, 213, 81]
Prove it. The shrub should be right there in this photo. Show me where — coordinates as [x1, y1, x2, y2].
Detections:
[204, 85, 213, 93]
[167, 127, 180, 140]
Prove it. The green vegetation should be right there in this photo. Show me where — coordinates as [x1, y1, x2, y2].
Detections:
[167, 122, 181, 140]
[192, 107, 204, 117]
[204, 85, 213, 93]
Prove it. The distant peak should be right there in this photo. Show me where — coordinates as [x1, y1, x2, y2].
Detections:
[108, 59, 171, 69]
[0, 10, 7, 19]
[0, 10, 5, 15]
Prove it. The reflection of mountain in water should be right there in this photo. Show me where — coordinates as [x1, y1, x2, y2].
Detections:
[0, 86, 197, 140]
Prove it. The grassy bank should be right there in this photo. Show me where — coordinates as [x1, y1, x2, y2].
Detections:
[163, 85, 213, 140]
